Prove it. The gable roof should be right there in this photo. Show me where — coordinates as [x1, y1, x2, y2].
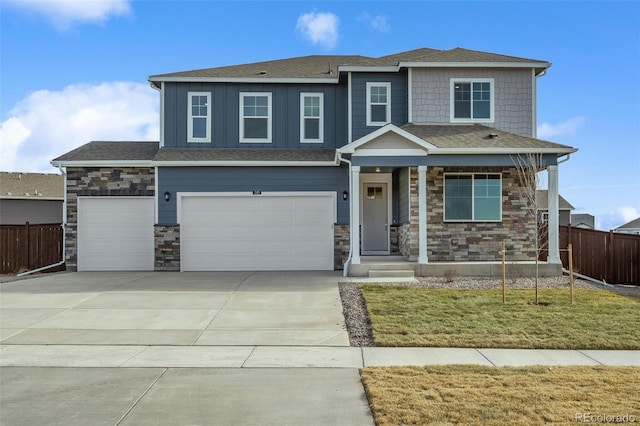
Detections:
[0, 172, 64, 200]
[149, 47, 550, 85]
[536, 190, 574, 211]
[616, 217, 640, 230]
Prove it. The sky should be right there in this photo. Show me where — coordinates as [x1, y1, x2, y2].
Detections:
[1, 0, 639, 231]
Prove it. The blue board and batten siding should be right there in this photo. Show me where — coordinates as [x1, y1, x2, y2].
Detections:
[158, 166, 349, 224]
[163, 82, 348, 149]
[350, 72, 408, 141]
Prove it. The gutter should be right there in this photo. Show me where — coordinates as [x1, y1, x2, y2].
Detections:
[337, 150, 353, 277]
[17, 166, 67, 277]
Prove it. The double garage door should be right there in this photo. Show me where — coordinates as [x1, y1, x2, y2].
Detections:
[180, 193, 335, 271]
[77, 193, 335, 271]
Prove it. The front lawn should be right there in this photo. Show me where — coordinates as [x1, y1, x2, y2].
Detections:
[361, 287, 640, 349]
[361, 365, 640, 425]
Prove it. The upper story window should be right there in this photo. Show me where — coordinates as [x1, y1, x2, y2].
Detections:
[444, 173, 502, 222]
[366, 82, 391, 126]
[188, 92, 211, 143]
[240, 92, 272, 143]
[450, 79, 494, 123]
[300, 93, 323, 143]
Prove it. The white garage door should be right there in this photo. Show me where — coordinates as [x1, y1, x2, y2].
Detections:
[180, 192, 335, 271]
[77, 197, 154, 271]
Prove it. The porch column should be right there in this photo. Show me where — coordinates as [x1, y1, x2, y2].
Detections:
[547, 165, 561, 264]
[351, 166, 361, 264]
[418, 165, 428, 264]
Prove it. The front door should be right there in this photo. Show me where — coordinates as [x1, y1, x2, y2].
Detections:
[361, 183, 389, 254]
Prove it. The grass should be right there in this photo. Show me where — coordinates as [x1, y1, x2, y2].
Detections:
[361, 365, 640, 425]
[361, 287, 640, 349]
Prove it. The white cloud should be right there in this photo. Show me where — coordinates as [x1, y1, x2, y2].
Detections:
[537, 116, 585, 139]
[4, 0, 132, 30]
[358, 12, 391, 33]
[296, 11, 339, 49]
[596, 206, 640, 231]
[0, 82, 159, 173]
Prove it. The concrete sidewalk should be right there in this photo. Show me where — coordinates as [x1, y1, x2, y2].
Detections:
[2, 344, 639, 368]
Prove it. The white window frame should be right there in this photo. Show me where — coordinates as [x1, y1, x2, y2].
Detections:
[443, 173, 502, 222]
[187, 92, 211, 143]
[449, 78, 495, 123]
[240, 92, 272, 143]
[300, 93, 324, 143]
[366, 82, 391, 126]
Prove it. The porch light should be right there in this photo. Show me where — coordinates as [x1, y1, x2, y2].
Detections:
[342, 190, 348, 201]
[164, 191, 170, 202]
[375, 167, 381, 173]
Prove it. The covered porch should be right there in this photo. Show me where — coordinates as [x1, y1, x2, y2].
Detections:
[338, 124, 567, 277]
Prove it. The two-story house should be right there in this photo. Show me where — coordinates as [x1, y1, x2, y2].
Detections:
[51, 47, 577, 275]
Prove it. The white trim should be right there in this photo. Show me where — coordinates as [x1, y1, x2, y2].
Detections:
[398, 61, 551, 70]
[153, 160, 338, 167]
[351, 166, 361, 264]
[348, 72, 353, 143]
[187, 92, 211, 143]
[418, 165, 428, 264]
[449, 78, 495, 123]
[366, 82, 391, 126]
[339, 66, 399, 73]
[407, 68, 413, 124]
[340, 123, 437, 154]
[430, 147, 577, 155]
[360, 173, 392, 255]
[353, 148, 428, 157]
[160, 82, 165, 148]
[300, 92, 324, 143]
[154, 166, 159, 224]
[51, 160, 154, 167]
[547, 165, 560, 264]
[532, 69, 537, 138]
[177, 191, 337, 224]
[443, 172, 503, 222]
[239, 92, 272, 143]
[150, 77, 339, 84]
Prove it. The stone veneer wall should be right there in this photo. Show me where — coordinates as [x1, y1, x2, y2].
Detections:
[155, 224, 180, 271]
[399, 167, 420, 260]
[65, 167, 155, 271]
[426, 166, 536, 261]
[334, 224, 350, 270]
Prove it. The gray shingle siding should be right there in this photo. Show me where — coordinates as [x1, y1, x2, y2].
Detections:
[158, 166, 349, 224]
[350, 72, 408, 141]
[163, 82, 348, 149]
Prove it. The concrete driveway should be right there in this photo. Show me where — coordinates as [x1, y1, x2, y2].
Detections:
[0, 271, 373, 426]
[0, 271, 349, 346]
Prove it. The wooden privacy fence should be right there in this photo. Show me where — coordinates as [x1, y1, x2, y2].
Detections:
[0, 223, 65, 274]
[545, 225, 640, 285]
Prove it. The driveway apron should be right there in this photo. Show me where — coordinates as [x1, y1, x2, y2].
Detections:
[0, 271, 373, 426]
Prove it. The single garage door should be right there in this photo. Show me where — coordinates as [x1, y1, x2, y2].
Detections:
[180, 192, 335, 271]
[77, 197, 154, 271]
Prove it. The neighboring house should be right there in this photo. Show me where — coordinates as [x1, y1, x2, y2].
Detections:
[614, 217, 640, 235]
[51, 47, 577, 273]
[0, 172, 64, 225]
[536, 190, 574, 226]
[571, 213, 595, 229]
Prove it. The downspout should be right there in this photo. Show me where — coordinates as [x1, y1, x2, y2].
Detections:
[337, 150, 353, 277]
[17, 166, 67, 277]
[557, 154, 571, 164]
